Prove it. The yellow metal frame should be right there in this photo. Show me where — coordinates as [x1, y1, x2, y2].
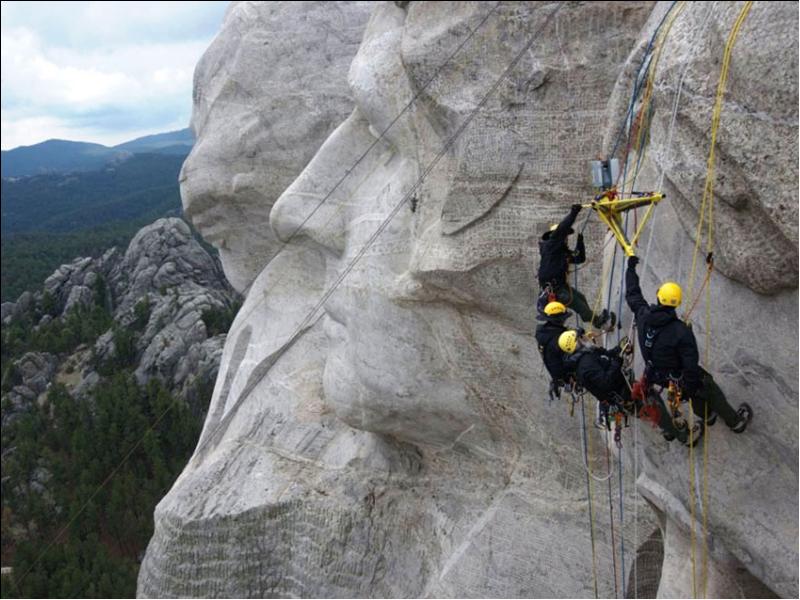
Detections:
[582, 191, 664, 257]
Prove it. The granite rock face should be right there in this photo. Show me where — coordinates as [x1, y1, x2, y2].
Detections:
[604, 3, 799, 596]
[180, 0, 374, 293]
[2, 218, 237, 404]
[139, 2, 798, 598]
[1, 352, 58, 428]
[103, 218, 236, 392]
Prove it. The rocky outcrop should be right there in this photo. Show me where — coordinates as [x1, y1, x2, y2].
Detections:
[100, 218, 235, 391]
[2, 218, 238, 404]
[1, 352, 58, 427]
[43, 251, 117, 317]
[140, 2, 798, 599]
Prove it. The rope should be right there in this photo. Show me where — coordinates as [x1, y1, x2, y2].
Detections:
[702, 402, 710, 598]
[633, 412, 639, 599]
[605, 439, 619, 598]
[618, 439, 626, 598]
[580, 393, 600, 598]
[685, 7, 753, 598]
[608, 1, 680, 160]
[235, 2, 503, 300]
[576, 393, 615, 483]
[686, 1, 754, 305]
[611, 0, 686, 335]
[688, 400, 697, 598]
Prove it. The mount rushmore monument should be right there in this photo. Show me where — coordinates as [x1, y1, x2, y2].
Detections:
[138, 1, 798, 597]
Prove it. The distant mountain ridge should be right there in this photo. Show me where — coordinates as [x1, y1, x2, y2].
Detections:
[1, 128, 194, 178]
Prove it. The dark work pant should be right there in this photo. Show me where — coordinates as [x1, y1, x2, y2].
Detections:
[688, 369, 739, 427]
[550, 282, 600, 326]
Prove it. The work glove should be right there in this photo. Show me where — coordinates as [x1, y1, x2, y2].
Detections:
[628, 255, 640, 269]
[571, 203, 583, 214]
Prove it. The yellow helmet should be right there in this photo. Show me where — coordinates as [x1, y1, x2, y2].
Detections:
[558, 330, 579, 354]
[657, 282, 682, 307]
[544, 301, 567, 316]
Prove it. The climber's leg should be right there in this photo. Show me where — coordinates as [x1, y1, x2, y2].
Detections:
[553, 283, 593, 325]
[691, 369, 738, 427]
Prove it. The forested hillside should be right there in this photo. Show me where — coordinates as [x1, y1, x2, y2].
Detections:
[1, 153, 187, 301]
[1, 218, 239, 598]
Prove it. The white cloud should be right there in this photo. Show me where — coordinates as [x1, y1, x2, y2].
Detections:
[0, 1, 227, 149]
[1, 114, 189, 149]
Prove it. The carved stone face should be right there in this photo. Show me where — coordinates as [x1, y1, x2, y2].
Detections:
[141, 3, 797, 598]
[180, 1, 372, 293]
[269, 1, 650, 452]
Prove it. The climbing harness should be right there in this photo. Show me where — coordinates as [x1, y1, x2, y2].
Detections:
[666, 377, 685, 429]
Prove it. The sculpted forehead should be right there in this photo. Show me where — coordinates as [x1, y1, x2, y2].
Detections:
[181, 1, 371, 292]
[384, 3, 654, 310]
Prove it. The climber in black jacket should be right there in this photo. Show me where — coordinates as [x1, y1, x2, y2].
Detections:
[535, 301, 572, 401]
[559, 329, 685, 442]
[625, 256, 752, 433]
[537, 204, 614, 329]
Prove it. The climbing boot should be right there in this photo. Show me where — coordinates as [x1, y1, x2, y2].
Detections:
[682, 421, 705, 447]
[592, 309, 617, 331]
[731, 403, 753, 433]
[662, 431, 676, 442]
[675, 421, 704, 447]
[704, 410, 718, 426]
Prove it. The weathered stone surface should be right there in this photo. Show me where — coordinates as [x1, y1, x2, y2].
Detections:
[1, 302, 15, 323]
[42, 253, 117, 317]
[1, 352, 58, 428]
[63, 284, 94, 314]
[140, 2, 798, 599]
[180, 0, 374, 293]
[101, 218, 236, 392]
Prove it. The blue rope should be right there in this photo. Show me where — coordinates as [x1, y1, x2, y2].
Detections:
[609, 1, 679, 160]
[580, 396, 600, 599]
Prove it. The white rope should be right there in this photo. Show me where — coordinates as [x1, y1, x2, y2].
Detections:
[577, 393, 616, 483]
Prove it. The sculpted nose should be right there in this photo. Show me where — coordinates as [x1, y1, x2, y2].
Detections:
[270, 109, 376, 254]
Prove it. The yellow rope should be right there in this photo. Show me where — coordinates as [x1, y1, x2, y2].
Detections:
[628, 2, 687, 170]
[686, 1, 754, 305]
[682, 4, 754, 598]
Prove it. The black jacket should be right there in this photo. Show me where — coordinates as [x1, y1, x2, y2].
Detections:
[535, 317, 569, 382]
[625, 266, 702, 392]
[566, 346, 626, 404]
[537, 206, 586, 287]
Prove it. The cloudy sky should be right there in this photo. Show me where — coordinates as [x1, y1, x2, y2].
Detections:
[1, 1, 229, 150]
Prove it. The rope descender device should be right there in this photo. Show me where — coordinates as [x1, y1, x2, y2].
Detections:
[583, 187, 665, 257]
[667, 379, 685, 429]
